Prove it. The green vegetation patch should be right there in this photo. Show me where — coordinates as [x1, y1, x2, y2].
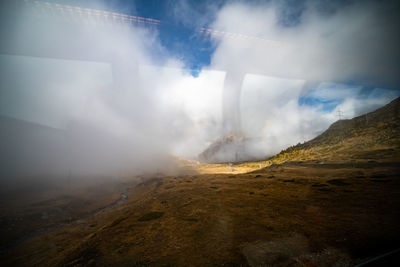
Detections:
[138, 212, 164, 222]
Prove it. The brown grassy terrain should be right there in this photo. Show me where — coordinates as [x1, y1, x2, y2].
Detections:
[1, 98, 400, 266]
[2, 160, 399, 266]
[0, 176, 132, 251]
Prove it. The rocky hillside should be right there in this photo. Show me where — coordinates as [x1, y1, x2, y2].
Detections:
[198, 134, 260, 163]
[270, 97, 400, 163]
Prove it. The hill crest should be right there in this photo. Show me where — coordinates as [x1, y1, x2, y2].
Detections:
[269, 97, 400, 163]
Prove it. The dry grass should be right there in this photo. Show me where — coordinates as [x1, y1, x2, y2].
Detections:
[2, 159, 399, 266]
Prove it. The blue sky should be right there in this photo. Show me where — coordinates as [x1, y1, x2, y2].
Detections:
[62, 0, 315, 71]
[61, 0, 222, 71]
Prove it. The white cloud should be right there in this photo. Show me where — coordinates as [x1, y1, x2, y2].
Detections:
[306, 83, 362, 102]
[240, 74, 335, 156]
[2, 0, 399, 176]
[200, 0, 400, 159]
[210, 1, 400, 86]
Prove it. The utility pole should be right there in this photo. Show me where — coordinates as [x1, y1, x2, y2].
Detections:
[336, 108, 344, 120]
[336, 108, 345, 143]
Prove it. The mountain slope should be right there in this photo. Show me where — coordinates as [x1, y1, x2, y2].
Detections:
[270, 97, 400, 163]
